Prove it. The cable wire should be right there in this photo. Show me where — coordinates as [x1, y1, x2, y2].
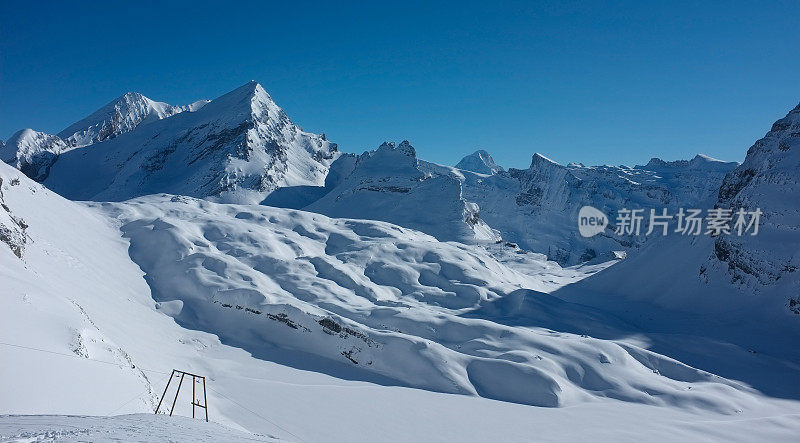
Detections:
[207, 385, 309, 443]
[0, 341, 170, 375]
[107, 388, 150, 416]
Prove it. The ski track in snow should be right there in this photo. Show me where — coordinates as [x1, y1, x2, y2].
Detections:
[0, 414, 282, 442]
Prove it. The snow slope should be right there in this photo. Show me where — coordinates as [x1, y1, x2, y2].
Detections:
[58, 92, 209, 148]
[711, 101, 800, 306]
[1, 158, 799, 441]
[0, 415, 281, 442]
[40, 81, 338, 203]
[548, 103, 800, 400]
[101, 193, 759, 409]
[300, 141, 499, 243]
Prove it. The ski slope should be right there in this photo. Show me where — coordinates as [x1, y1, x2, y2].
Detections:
[2, 160, 799, 441]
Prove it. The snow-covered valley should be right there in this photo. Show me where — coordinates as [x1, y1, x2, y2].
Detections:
[1, 83, 798, 441]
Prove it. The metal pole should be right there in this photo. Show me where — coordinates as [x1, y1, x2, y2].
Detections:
[155, 370, 176, 414]
[170, 373, 185, 417]
[203, 377, 208, 422]
[192, 376, 196, 419]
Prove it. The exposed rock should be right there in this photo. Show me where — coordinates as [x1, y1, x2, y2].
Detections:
[0, 176, 28, 258]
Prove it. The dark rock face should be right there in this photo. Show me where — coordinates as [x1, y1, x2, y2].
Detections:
[18, 150, 59, 182]
[0, 177, 28, 258]
[0, 130, 69, 182]
[707, 102, 800, 312]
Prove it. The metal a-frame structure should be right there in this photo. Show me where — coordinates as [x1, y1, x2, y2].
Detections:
[155, 369, 208, 422]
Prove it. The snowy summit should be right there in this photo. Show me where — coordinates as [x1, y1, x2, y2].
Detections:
[455, 150, 504, 175]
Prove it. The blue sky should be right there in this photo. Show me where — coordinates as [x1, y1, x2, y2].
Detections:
[1, 1, 798, 168]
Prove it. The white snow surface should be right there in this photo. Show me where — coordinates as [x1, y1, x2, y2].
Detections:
[0, 415, 282, 442]
[2, 160, 799, 441]
[300, 141, 500, 243]
[547, 103, 800, 400]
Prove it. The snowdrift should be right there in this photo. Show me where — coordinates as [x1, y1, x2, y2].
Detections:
[93, 191, 757, 410]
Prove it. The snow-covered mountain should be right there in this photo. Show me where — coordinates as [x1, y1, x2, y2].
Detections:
[0, 92, 210, 183]
[38, 81, 338, 203]
[547, 103, 800, 401]
[455, 150, 504, 174]
[58, 92, 209, 148]
[425, 151, 738, 264]
[2, 94, 800, 440]
[0, 160, 763, 411]
[459, 103, 798, 400]
[298, 141, 499, 243]
[1, 83, 739, 266]
[0, 129, 70, 181]
[710, 102, 800, 309]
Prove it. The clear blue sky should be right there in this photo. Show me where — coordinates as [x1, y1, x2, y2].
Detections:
[1, 1, 798, 168]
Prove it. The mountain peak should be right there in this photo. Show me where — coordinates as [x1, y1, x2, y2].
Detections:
[40, 81, 337, 203]
[640, 154, 737, 171]
[97, 91, 160, 117]
[7, 128, 40, 143]
[375, 140, 417, 158]
[455, 150, 503, 175]
[529, 152, 559, 168]
[200, 81, 283, 125]
[5, 129, 66, 152]
[230, 79, 262, 95]
[397, 140, 416, 157]
[769, 100, 800, 132]
[119, 91, 147, 102]
[222, 81, 271, 103]
[57, 91, 192, 147]
[691, 153, 724, 163]
[353, 141, 421, 178]
[642, 157, 669, 168]
[305, 140, 499, 243]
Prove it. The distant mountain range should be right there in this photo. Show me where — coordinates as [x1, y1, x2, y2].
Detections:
[1, 82, 337, 204]
[1, 82, 796, 301]
[424, 151, 739, 264]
